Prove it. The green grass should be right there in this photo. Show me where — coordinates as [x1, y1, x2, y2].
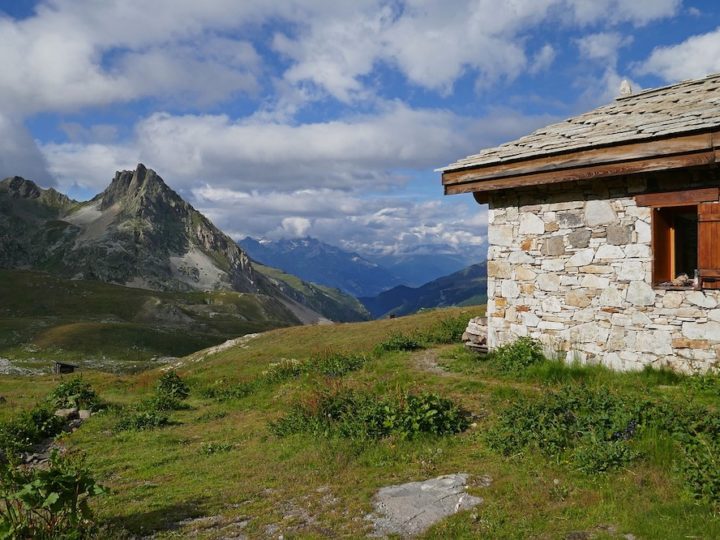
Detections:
[1, 306, 719, 539]
[0, 270, 299, 371]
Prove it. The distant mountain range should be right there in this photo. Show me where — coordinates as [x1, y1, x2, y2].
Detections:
[359, 263, 487, 319]
[0, 165, 368, 324]
[239, 237, 402, 297]
[239, 236, 482, 297]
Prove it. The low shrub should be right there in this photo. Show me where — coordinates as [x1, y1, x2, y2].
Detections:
[488, 337, 546, 374]
[0, 450, 106, 539]
[270, 388, 469, 441]
[115, 409, 170, 432]
[0, 407, 66, 457]
[200, 382, 257, 401]
[486, 385, 642, 472]
[156, 371, 190, 401]
[199, 442, 234, 455]
[374, 332, 423, 354]
[313, 352, 367, 377]
[48, 378, 101, 411]
[262, 359, 306, 383]
[424, 314, 473, 344]
[141, 393, 190, 412]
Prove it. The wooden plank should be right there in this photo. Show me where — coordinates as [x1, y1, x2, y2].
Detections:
[442, 132, 714, 186]
[636, 187, 720, 207]
[444, 151, 717, 195]
[652, 208, 673, 284]
[698, 202, 720, 289]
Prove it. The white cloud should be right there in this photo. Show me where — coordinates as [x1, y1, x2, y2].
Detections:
[0, 113, 53, 185]
[638, 27, 720, 82]
[42, 103, 555, 194]
[529, 44, 557, 74]
[576, 32, 632, 64]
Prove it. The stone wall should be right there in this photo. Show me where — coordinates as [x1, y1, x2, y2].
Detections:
[486, 171, 720, 373]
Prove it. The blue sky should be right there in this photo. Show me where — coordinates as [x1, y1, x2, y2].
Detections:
[1, 0, 719, 261]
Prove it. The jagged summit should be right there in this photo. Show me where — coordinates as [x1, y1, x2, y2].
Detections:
[98, 164, 179, 210]
[0, 166, 370, 323]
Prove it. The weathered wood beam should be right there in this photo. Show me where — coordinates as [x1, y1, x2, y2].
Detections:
[444, 150, 717, 196]
[636, 187, 720, 207]
[443, 131, 716, 188]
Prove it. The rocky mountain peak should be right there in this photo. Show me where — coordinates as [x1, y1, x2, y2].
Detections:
[0, 176, 42, 199]
[99, 163, 179, 210]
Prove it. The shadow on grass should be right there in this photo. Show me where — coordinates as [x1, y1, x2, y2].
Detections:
[102, 497, 210, 536]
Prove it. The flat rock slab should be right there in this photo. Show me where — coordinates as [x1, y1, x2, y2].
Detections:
[368, 474, 482, 537]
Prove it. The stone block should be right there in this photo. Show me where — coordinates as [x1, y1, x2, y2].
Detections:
[618, 260, 645, 281]
[568, 228, 591, 248]
[566, 248, 595, 267]
[662, 292, 684, 309]
[557, 211, 583, 228]
[541, 259, 565, 271]
[600, 286, 623, 307]
[585, 200, 616, 226]
[581, 275, 609, 289]
[545, 222, 559, 232]
[686, 291, 718, 309]
[487, 261, 511, 278]
[542, 236, 565, 256]
[519, 212, 545, 235]
[565, 290, 591, 308]
[624, 244, 651, 258]
[508, 251, 534, 264]
[626, 281, 655, 306]
[607, 223, 632, 245]
[501, 280, 520, 299]
[634, 220, 651, 244]
[580, 265, 613, 274]
[594, 244, 625, 260]
[537, 273, 561, 291]
[515, 266, 536, 281]
[682, 321, 720, 341]
[489, 225, 513, 246]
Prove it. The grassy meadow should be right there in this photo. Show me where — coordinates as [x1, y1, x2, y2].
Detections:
[0, 270, 298, 372]
[1, 306, 719, 538]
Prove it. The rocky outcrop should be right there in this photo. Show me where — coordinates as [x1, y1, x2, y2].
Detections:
[462, 317, 488, 352]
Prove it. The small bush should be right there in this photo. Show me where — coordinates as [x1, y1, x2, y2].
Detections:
[48, 378, 101, 411]
[486, 385, 642, 472]
[0, 450, 106, 539]
[374, 332, 423, 354]
[270, 388, 469, 441]
[573, 439, 638, 474]
[199, 442, 234, 455]
[0, 407, 66, 456]
[313, 352, 367, 377]
[425, 314, 472, 344]
[262, 359, 306, 383]
[115, 409, 170, 432]
[156, 371, 190, 401]
[488, 337, 546, 374]
[200, 381, 257, 401]
[141, 393, 190, 412]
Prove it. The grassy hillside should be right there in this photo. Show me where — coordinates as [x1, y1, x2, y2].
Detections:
[254, 263, 370, 322]
[361, 262, 487, 318]
[1, 306, 719, 538]
[0, 270, 300, 372]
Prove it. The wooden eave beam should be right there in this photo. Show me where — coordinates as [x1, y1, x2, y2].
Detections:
[443, 130, 720, 196]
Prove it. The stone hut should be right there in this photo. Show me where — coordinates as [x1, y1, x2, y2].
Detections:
[440, 73, 720, 373]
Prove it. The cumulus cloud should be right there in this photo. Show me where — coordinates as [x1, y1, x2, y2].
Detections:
[638, 27, 720, 81]
[41, 103, 556, 194]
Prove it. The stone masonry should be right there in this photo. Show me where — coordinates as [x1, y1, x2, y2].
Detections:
[486, 172, 720, 374]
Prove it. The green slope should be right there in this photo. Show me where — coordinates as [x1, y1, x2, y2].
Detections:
[0, 269, 300, 372]
[253, 263, 370, 322]
[360, 262, 487, 318]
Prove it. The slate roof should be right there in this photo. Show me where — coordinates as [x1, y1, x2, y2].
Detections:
[441, 73, 720, 172]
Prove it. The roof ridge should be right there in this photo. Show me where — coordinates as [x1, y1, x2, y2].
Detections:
[615, 72, 720, 102]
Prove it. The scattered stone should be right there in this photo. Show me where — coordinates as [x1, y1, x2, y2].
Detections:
[78, 409, 92, 420]
[54, 408, 78, 420]
[367, 474, 483, 537]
